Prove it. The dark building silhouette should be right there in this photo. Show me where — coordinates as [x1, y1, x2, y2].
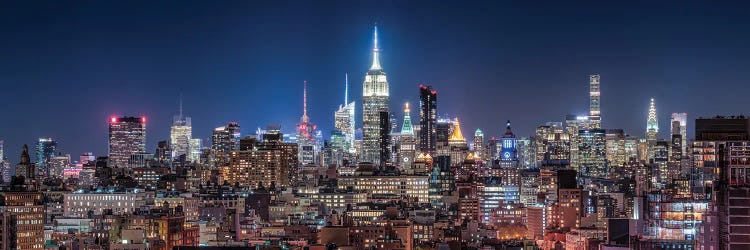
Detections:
[419, 85, 437, 154]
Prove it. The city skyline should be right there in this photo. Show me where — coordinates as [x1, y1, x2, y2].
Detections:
[2, 1, 750, 159]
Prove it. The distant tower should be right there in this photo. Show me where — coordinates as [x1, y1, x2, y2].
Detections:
[646, 98, 658, 145]
[646, 98, 659, 162]
[448, 118, 468, 165]
[35, 137, 57, 176]
[334, 74, 356, 154]
[15, 144, 36, 185]
[419, 85, 437, 154]
[297, 80, 318, 165]
[108, 116, 146, 168]
[398, 103, 417, 168]
[362, 25, 390, 164]
[670, 113, 688, 158]
[589, 75, 601, 129]
[500, 121, 518, 167]
[473, 129, 485, 160]
[170, 95, 199, 162]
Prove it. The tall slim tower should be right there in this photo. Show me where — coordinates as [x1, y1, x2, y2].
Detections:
[362, 25, 390, 164]
[419, 85, 437, 155]
[170, 96, 199, 162]
[108, 116, 146, 168]
[335, 74, 356, 153]
[589, 75, 601, 129]
[298, 80, 318, 165]
[646, 98, 659, 159]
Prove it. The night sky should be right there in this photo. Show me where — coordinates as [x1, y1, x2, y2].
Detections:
[1, 1, 750, 161]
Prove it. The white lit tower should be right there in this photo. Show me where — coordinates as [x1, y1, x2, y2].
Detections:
[362, 25, 390, 164]
[170, 96, 200, 162]
[334, 74, 356, 153]
[589, 74, 601, 129]
[646, 98, 659, 161]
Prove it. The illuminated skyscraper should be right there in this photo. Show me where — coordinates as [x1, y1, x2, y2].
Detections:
[566, 115, 588, 172]
[170, 97, 199, 162]
[108, 116, 146, 168]
[671, 112, 688, 158]
[578, 129, 607, 179]
[211, 121, 240, 165]
[362, 25, 389, 164]
[498, 121, 518, 169]
[589, 74, 601, 129]
[646, 98, 659, 160]
[35, 138, 56, 176]
[448, 118, 468, 165]
[419, 85, 437, 154]
[397, 103, 416, 168]
[473, 129, 485, 161]
[334, 74, 356, 156]
[297, 80, 318, 165]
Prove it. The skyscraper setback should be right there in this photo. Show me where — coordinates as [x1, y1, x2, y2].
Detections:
[419, 85, 437, 154]
[108, 116, 146, 168]
[362, 25, 389, 164]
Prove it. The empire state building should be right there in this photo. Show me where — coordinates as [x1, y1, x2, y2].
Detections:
[362, 25, 390, 165]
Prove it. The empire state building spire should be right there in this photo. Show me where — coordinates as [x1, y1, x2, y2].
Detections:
[370, 25, 381, 71]
[362, 24, 390, 164]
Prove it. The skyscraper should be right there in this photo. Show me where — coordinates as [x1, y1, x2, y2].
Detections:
[419, 85, 437, 154]
[362, 25, 389, 164]
[212, 121, 241, 165]
[499, 120, 518, 169]
[170, 97, 199, 162]
[35, 138, 56, 177]
[297, 80, 318, 165]
[334, 74, 356, 155]
[670, 112, 688, 158]
[589, 74, 601, 129]
[108, 116, 146, 168]
[646, 98, 659, 159]
[473, 129, 485, 161]
[448, 118, 468, 165]
[398, 103, 416, 168]
[578, 128, 607, 179]
[378, 111, 391, 167]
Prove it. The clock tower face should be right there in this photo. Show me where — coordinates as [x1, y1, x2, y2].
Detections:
[403, 157, 409, 163]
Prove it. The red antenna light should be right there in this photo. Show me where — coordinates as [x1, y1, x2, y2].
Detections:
[110, 117, 117, 123]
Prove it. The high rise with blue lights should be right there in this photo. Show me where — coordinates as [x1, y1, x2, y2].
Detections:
[35, 137, 57, 176]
